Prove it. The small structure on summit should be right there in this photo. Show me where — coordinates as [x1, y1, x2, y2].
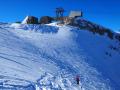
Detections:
[22, 16, 38, 24]
[69, 11, 83, 18]
[63, 10, 83, 25]
[55, 10, 83, 25]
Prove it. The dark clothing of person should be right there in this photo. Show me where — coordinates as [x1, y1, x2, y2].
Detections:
[76, 76, 80, 85]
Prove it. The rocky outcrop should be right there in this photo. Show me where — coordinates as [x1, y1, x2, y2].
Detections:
[39, 16, 53, 24]
[22, 16, 38, 24]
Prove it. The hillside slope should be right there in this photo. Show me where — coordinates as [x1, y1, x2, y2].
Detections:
[0, 23, 120, 90]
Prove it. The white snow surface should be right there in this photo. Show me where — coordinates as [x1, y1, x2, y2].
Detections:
[0, 23, 120, 90]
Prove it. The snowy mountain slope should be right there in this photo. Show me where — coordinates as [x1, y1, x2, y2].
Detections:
[0, 23, 119, 90]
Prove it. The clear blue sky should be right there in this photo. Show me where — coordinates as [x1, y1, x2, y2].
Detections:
[0, 0, 120, 31]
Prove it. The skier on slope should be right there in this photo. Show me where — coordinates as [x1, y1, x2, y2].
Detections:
[76, 75, 80, 85]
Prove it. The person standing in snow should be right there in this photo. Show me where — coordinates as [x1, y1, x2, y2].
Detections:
[76, 75, 80, 85]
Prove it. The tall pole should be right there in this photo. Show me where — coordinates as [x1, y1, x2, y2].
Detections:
[56, 7, 64, 21]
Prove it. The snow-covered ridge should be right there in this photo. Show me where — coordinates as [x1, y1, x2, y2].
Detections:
[10, 23, 59, 33]
[0, 23, 120, 90]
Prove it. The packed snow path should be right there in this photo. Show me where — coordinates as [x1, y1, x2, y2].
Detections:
[0, 23, 119, 90]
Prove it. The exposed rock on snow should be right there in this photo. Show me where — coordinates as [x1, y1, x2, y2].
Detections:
[22, 16, 38, 24]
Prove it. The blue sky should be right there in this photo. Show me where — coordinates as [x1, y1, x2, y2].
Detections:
[0, 0, 120, 31]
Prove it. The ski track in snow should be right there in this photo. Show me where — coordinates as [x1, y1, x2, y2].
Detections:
[0, 23, 119, 90]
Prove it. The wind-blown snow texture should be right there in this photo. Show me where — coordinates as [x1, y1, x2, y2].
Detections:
[0, 22, 120, 90]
